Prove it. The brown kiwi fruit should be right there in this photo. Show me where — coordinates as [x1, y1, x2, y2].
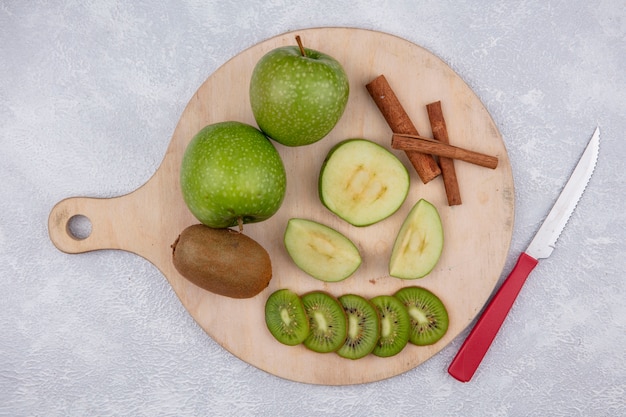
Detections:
[394, 286, 449, 345]
[171, 224, 271, 298]
[301, 291, 348, 353]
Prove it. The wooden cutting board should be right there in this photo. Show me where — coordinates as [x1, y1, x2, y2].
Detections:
[48, 28, 514, 385]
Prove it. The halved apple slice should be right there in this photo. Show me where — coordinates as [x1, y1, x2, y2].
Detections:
[319, 139, 410, 226]
[284, 218, 362, 282]
[389, 199, 443, 279]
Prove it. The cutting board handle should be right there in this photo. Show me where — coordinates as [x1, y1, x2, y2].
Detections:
[48, 178, 187, 266]
[48, 196, 129, 254]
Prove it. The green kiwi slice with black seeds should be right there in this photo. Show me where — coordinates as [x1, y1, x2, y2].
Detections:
[336, 294, 381, 360]
[370, 295, 410, 357]
[301, 291, 348, 353]
[394, 286, 449, 346]
[265, 289, 310, 346]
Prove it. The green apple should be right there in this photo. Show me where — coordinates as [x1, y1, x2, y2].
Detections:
[389, 199, 444, 279]
[180, 121, 287, 229]
[319, 139, 410, 226]
[249, 36, 349, 147]
[284, 218, 361, 282]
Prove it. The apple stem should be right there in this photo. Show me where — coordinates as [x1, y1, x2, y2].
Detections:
[295, 35, 307, 57]
[237, 217, 244, 233]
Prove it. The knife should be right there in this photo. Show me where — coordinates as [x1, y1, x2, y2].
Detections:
[448, 126, 600, 382]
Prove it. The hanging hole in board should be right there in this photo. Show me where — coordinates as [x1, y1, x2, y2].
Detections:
[67, 214, 92, 240]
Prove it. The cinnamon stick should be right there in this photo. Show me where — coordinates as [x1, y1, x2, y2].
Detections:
[426, 101, 462, 206]
[391, 134, 498, 170]
[366, 75, 441, 184]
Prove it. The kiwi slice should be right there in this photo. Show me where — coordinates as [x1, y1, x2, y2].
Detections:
[394, 286, 449, 346]
[370, 295, 410, 357]
[301, 291, 348, 353]
[336, 294, 381, 360]
[264, 289, 310, 346]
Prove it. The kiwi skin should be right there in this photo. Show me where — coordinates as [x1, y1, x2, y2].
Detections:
[172, 224, 272, 299]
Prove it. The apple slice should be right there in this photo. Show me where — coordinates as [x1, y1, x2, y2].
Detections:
[389, 199, 444, 279]
[284, 218, 361, 282]
[319, 139, 410, 226]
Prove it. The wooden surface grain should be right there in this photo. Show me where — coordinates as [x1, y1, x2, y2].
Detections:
[48, 27, 514, 385]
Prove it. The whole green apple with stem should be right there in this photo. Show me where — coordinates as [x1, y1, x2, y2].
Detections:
[180, 121, 287, 229]
[249, 36, 350, 147]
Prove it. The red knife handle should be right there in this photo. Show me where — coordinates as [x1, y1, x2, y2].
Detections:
[448, 252, 539, 382]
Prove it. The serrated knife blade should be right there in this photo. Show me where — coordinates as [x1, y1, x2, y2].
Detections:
[526, 127, 600, 259]
[448, 126, 600, 382]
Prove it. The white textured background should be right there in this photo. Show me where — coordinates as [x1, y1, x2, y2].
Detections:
[1, 1, 625, 416]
